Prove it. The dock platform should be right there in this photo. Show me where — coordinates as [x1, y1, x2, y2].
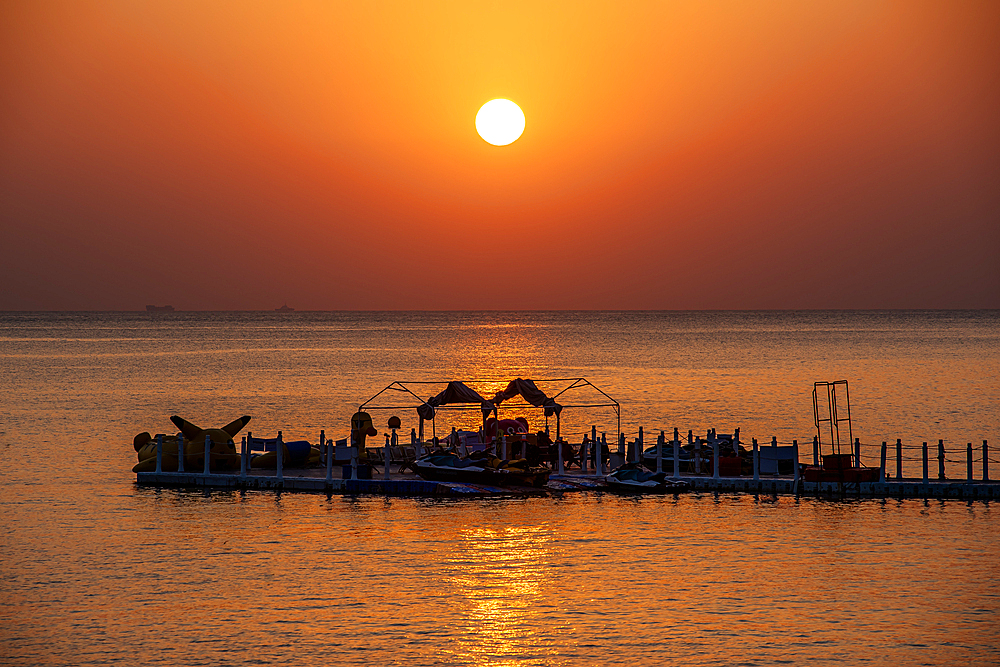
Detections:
[135, 469, 1000, 499]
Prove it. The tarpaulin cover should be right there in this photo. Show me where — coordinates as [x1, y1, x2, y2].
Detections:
[417, 381, 494, 421]
[492, 378, 563, 416]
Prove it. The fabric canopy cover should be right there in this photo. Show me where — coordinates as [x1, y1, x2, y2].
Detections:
[492, 378, 562, 417]
[417, 381, 493, 421]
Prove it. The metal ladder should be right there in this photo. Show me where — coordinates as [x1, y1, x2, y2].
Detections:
[813, 380, 853, 460]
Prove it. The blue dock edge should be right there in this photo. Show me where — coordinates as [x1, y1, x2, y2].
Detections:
[136, 471, 1000, 499]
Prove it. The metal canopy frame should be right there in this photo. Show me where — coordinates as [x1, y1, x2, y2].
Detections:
[359, 378, 621, 442]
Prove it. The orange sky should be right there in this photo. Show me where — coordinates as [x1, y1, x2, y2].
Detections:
[1, 0, 997, 309]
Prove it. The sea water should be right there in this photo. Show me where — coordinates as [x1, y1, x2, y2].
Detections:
[1, 311, 998, 665]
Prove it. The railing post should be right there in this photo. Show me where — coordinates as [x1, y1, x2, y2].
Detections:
[967, 443, 973, 482]
[656, 431, 663, 474]
[384, 434, 391, 481]
[203, 435, 212, 475]
[792, 440, 800, 494]
[812, 435, 819, 467]
[597, 432, 605, 475]
[557, 441, 564, 475]
[240, 436, 246, 478]
[592, 425, 598, 475]
[984, 441, 990, 482]
[276, 431, 284, 482]
[155, 434, 163, 474]
[672, 427, 680, 480]
[712, 435, 720, 480]
[937, 440, 945, 480]
[896, 439, 902, 480]
[325, 439, 334, 485]
[921, 442, 928, 486]
[177, 433, 185, 473]
[752, 439, 759, 481]
[879, 442, 887, 483]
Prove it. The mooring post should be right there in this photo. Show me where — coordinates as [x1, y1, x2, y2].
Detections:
[580, 434, 588, 473]
[155, 433, 163, 474]
[239, 436, 246, 478]
[813, 435, 819, 467]
[896, 439, 903, 480]
[557, 441, 564, 475]
[384, 434, 391, 481]
[879, 442, 887, 483]
[854, 438, 860, 468]
[792, 440, 800, 494]
[967, 443, 973, 482]
[752, 439, 759, 481]
[177, 433, 185, 473]
[618, 432, 625, 458]
[276, 431, 284, 482]
[695, 437, 702, 475]
[203, 435, 212, 475]
[598, 432, 606, 476]
[638, 427, 644, 464]
[771, 436, 778, 476]
[350, 443, 358, 480]
[921, 442, 928, 486]
[983, 441, 990, 482]
[656, 431, 663, 473]
[319, 429, 325, 466]
[712, 435, 720, 480]
[937, 440, 945, 480]
[592, 425, 598, 475]
[245, 431, 252, 473]
[325, 437, 333, 485]
[673, 427, 680, 480]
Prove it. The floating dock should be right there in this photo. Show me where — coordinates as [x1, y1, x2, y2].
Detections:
[135, 468, 1000, 499]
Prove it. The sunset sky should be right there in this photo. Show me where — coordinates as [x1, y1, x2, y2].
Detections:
[2, 0, 997, 310]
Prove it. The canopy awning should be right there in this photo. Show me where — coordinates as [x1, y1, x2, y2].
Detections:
[416, 381, 494, 421]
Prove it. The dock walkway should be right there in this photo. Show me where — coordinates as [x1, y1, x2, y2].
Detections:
[135, 469, 1000, 499]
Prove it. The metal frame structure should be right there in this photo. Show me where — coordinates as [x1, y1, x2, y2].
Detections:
[813, 380, 853, 456]
[359, 378, 621, 442]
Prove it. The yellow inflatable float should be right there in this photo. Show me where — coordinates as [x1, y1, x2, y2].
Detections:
[132, 415, 251, 473]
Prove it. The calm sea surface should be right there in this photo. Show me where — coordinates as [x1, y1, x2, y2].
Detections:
[1, 311, 998, 665]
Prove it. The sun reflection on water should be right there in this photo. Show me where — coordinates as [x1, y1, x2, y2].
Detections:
[447, 524, 555, 666]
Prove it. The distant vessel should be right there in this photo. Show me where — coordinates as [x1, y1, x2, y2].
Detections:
[275, 304, 295, 312]
[145, 305, 175, 313]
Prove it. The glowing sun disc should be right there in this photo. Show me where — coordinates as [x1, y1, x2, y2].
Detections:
[476, 99, 525, 146]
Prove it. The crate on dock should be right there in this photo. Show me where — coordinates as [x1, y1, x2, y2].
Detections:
[822, 453, 853, 471]
[718, 456, 741, 476]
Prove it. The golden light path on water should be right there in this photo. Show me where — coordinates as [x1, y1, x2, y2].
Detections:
[448, 525, 554, 665]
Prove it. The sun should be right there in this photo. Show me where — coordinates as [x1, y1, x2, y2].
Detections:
[475, 99, 525, 146]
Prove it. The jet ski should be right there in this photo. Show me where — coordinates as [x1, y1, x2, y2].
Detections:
[605, 463, 690, 492]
